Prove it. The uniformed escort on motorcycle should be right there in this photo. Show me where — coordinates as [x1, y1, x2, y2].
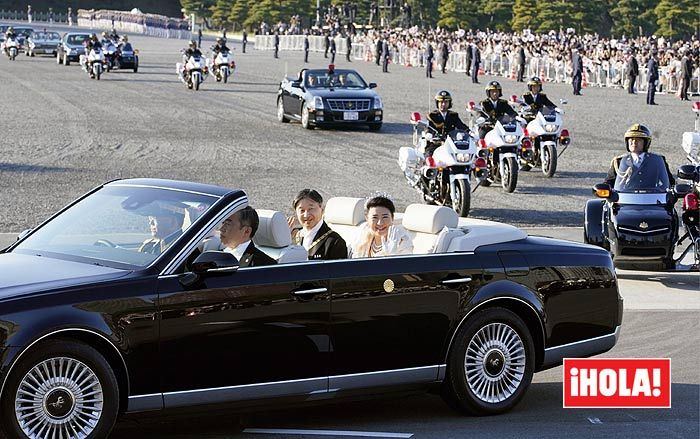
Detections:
[211, 37, 230, 56]
[604, 123, 675, 187]
[426, 90, 468, 156]
[183, 40, 202, 59]
[84, 33, 102, 53]
[479, 80, 517, 139]
[3, 26, 17, 56]
[522, 76, 556, 122]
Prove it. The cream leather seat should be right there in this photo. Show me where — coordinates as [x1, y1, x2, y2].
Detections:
[324, 197, 365, 248]
[402, 204, 464, 254]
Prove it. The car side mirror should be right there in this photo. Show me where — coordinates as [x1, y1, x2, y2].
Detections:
[191, 251, 239, 275]
[673, 183, 693, 197]
[593, 183, 618, 202]
[369, 82, 377, 89]
[677, 164, 698, 181]
[16, 228, 32, 241]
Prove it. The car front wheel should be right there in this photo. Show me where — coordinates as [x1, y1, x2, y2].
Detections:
[0, 339, 119, 439]
[442, 307, 534, 415]
[301, 104, 313, 130]
[277, 98, 289, 123]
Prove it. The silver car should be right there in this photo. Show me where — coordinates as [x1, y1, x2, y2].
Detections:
[26, 30, 61, 56]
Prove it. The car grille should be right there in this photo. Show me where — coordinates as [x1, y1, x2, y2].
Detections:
[327, 99, 371, 111]
[618, 226, 670, 235]
[620, 247, 666, 257]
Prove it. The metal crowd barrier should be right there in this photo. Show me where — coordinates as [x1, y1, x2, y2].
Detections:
[76, 17, 191, 40]
[255, 35, 348, 54]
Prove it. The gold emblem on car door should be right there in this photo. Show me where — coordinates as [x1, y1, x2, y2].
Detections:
[383, 279, 395, 293]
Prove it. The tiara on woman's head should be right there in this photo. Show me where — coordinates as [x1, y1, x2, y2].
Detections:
[364, 191, 394, 209]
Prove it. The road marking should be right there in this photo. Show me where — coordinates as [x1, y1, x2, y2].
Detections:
[243, 428, 413, 438]
[587, 417, 603, 424]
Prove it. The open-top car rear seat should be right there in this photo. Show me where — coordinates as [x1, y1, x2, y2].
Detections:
[402, 204, 463, 254]
[254, 209, 308, 264]
[324, 197, 365, 247]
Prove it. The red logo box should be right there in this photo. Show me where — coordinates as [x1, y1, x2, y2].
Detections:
[563, 358, 671, 408]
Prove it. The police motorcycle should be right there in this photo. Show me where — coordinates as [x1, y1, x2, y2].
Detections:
[585, 153, 681, 270]
[674, 101, 700, 267]
[511, 97, 571, 177]
[3, 36, 19, 60]
[467, 101, 526, 193]
[101, 38, 118, 71]
[398, 112, 487, 217]
[177, 51, 208, 91]
[210, 49, 235, 83]
[81, 47, 107, 80]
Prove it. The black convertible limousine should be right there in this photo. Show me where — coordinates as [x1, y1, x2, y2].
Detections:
[0, 179, 622, 438]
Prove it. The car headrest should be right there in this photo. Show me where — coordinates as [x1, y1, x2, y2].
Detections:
[254, 209, 292, 248]
[402, 204, 459, 234]
[324, 197, 365, 226]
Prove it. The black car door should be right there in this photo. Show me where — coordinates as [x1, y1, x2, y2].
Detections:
[156, 261, 330, 408]
[326, 253, 483, 390]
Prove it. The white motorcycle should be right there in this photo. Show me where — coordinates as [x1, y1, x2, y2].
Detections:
[676, 101, 700, 268]
[513, 98, 571, 177]
[3, 37, 19, 60]
[81, 48, 107, 80]
[102, 40, 118, 71]
[177, 54, 208, 90]
[399, 112, 488, 217]
[210, 50, 234, 83]
[469, 102, 527, 193]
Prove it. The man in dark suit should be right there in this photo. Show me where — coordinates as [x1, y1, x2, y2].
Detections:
[381, 37, 390, 73]
[516, 43, 526, 82]
[464, 42, 472, 77]
[471, 43, 480, 83]
[646, 52, 659, 105]
[290, 189, 348, 260]
[330, 37, 336, 63]
[303, 33, 309, 63]
[220, 206, 276, 267]
[375, 36, 382, 65]
[440, 40, 449, 73]
[625, 50, 639, 94]
[425, 41, 434, 78]
[572, 47, 583, 95]
[242, 29, 247, 53]
[345, 33, 352, 61]
[273, 31, 279, 59]
[324, 32, 330, 58]
[680, 51, 692, 101]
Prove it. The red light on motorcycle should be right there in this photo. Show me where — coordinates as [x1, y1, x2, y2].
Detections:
[474, 157, 487, 169]
[510, 95, 518, 103]
[560, 129, 570, 138]
[521, 138, 532, 149]
[693, 101, 700, 111]
[467, 100, 475, 110]
[684, 193, 699, 211]
[478, 139, 487, 148]
[410, 112, 422, 123]
[523, 127, 529, 137]
[426, 156, 436, 168]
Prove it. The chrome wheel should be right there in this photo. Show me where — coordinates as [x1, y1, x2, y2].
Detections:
[15, 357, 104, 438]
[464, 322, 525, 404]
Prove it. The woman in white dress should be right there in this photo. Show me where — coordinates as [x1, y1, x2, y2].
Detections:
[351, 195, 413, 258]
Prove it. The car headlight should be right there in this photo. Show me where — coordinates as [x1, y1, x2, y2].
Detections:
[374, 96, 383, 109]
[545, 124, 558, 133]
[456, 153, 472, 163]
[504, 134, 517, 144]
[309, 96, 323, 110]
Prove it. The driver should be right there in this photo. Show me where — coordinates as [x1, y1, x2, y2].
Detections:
[522, 77, 556, 121]
[211, 37, 230, 58]
[479, 81, 517, 139]
[426, 90, 468, 156]
[604, 123, 675, 187]
[138, 205, 185, 255]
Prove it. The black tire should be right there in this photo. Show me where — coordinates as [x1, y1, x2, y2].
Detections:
[277, 98, 290, 123]
[96, 68, 101, 80]
[194, 75, 200, 91]
[368, 123, 382, 132]
[0, 339, 119, 439]
[502, 156, 519, 193]
[64, 53, 70, 66]
[223, 71, 228, 83]
[133, 56, 138, 73]
[301, 104, 313, 129]
[441, 307, 535, 415]
[452, 178, 471, 217]
[541, 143, 557, 178]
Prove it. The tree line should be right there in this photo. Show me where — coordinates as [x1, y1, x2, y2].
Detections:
[181, 0, 699, 40]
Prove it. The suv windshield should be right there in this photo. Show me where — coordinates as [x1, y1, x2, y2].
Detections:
[13, 185, 217, 269]
[613, 153, 670, 193]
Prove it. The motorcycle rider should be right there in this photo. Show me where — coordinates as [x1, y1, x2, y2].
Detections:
[109, 27, 120, 42]
[521, 76, 556, 122]
[117, 35, 129, 50]
[479, 80, 517, 139]
[84, 33, 102, 53]
[604, 124, 675, 187]
[183, 40, 202, 60]
[211, 36, 230, 57]
[3, 27, 17, 56]
[101, 31, 113, 45]
[425, 90, 468, 156]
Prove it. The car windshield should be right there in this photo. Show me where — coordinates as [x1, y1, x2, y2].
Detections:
[13, 185, 218, 269]
[14, 28, 33, 37]
[67, 34, 89, 45]
[305, 71, 367, 89]
[613, 154, 670, 194]
[33, 32, 60, 40]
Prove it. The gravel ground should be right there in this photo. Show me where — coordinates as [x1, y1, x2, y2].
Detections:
[0, 29, 695, 231]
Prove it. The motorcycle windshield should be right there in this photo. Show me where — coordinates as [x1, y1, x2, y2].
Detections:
[541, 106, 557, 122]
[498, 114, 519, 132]
[614, 154, 670, 194]
[447, 129, 472, 150]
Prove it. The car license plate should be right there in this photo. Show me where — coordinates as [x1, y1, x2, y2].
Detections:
[343, 111, 359, 121]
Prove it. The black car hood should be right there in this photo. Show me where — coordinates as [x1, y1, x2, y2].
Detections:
[309, 88, 377, 99]
[613, 204, 673, 232]
[0, 253, 130, 300]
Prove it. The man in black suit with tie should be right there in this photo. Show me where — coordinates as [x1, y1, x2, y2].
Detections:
[273, 31, 280, 59]
[425, 41, 434, 78]
[219, 206, 276, 267]
[303, 32, 309, 63]
[646, 51, 659, 105]
[464, 41, 472, 77]
[324, 32, 330, 58]
[440, 40, 449, 73]
[471, 43, 480, 83]
[330, 36, 336, 63]
[572, 47, 583, 95]
[242, 29, 247, 53]
[516, 43, 526, 82]
[625, 50, 639, 94]
[375, 36, 382, 65]
[346, 33, 352, 61]
[680, 51, 692, 101]
[381, 37, 390, 73]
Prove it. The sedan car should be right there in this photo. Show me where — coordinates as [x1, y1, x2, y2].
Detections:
[0, 178, 622, 438]
[56, 32, 90, 65]
[277, 66, 383, 131]
[25, 30, 61, 56]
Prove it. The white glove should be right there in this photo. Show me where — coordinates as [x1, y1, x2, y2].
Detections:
[381, 226, 400, 255]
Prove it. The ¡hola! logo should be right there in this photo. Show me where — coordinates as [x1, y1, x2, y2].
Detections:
[563, 358, 671, 408]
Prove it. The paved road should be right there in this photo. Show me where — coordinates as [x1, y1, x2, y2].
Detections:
[0, 26, 696, 232]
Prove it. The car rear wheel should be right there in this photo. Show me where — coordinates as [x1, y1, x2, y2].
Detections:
[0, 339, 119, 439]
[442, 307, 534, 415]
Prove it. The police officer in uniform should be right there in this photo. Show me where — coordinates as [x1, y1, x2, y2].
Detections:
[425, 90, 468, 156]
[479, 81, 517, 139]
[521, 76, 556, 121]
[211, 37, 230, 57]
[604, 124, 674, 187]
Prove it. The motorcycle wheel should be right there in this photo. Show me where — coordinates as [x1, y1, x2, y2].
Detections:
[502, 157, 519, 193]
[452, 179, 471, 217]
[541, 144, 558, 177]
[223, 72, 228, 83]
[194, 76, 200, 90]
[96, 69, 101, 80]
[277, 98, 290, 123]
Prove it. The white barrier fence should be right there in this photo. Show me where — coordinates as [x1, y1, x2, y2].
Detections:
[257, 35, 700, 95]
